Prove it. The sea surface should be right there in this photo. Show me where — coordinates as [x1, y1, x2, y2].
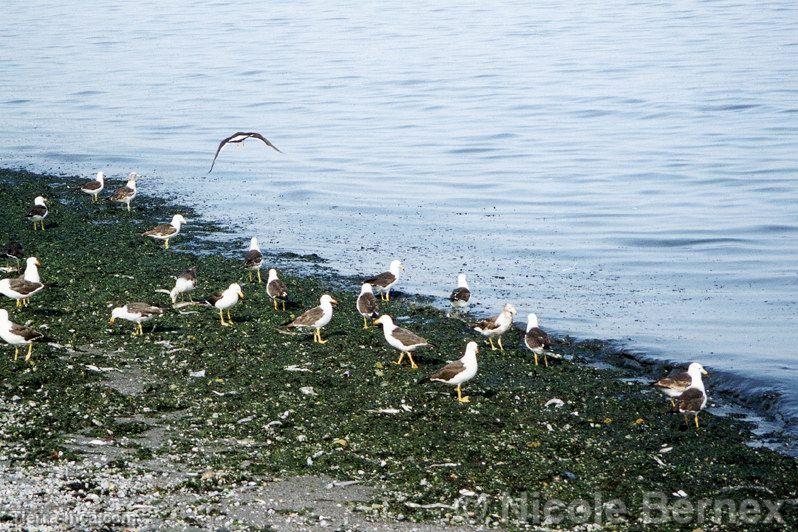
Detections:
[1, 1, 797, 444]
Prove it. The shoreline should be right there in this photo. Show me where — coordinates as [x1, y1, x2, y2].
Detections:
[1, 168, 797, 528]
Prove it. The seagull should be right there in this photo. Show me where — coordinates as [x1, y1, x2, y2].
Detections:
[356, 283, 379, 329]
[142, 214, 187, 250]
[0, 309, 45, 363]
[110, 303, 164, 336]
[524, 313, 555, 366]
[286, 294, 337, 343]
[3, 241, 24, 271]
[110, 172, 138, 212]
[19, 257, 42, 284]
[26, 196, 48, 231]
[80, 171, 105, 203]
[208, 132, 282, 173]
[266, 269, 288, 311]
[206, 283, 244, 326]
[169, 267, 197, 303]
[374, 314, 432, 369]
[244, 237, 264, 283]
[0, 277, 44, 308]
[449, 274, 471, 309]
[364, 260, 403, 301]
[676, 364, 709, 430]
[654, 362, 707, 408]
[428, 341, 479, 403]
[472, 304, 517, 351]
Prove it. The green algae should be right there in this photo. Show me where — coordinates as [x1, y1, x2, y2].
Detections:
[0, 168, 797, 528]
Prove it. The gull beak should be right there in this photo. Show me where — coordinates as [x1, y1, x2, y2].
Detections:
[330, 298, 338, 305]
[35, 259, 41, 267]
[238, 291, 245, 299]
[373, 316, 383, 325]
[109, 317, 116, 324]
[701, 369, 708, 376]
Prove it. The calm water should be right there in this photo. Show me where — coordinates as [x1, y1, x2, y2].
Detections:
[1, 1, 797, 434]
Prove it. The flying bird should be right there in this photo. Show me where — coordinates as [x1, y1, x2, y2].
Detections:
[208, 132, 282, 173]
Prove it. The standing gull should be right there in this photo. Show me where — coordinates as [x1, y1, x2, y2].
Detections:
[169, 267, 197, 303]
[20, 257, 42, 284]
[0, 309, 45, 363]
[676, 364, 709, 430]
[286, 294, 337, 343]
[356, 283, 379, 329]
[110, 172, 138, 212]
[142, 214, 187, 250]
[206, 283, 244, 326]
[654, 362, 707, 408]
[244, 237, 264, 283]
[80, 171, 105, 203]
[472, 304, 517, 351]
[524, 313, 555, 367]
[449, 274, 471, 309]
[374, 315, 432, 369]
[209, 132, 282, 173]
[365, 260, 403, 301]
[428, 341, 479, 403]
[26, 196, 48, 231]
[110, 303, 164, 336]
[266, 269, 288, 311]
[0, 277, 44, 308]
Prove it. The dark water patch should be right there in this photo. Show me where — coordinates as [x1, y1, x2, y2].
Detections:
[620, 237, 752, 248]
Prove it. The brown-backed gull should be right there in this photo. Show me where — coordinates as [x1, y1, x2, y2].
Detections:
[209, 132, 282, 173]
[110, 172, 138, 211]
[110, 303, 164, 336]
[449, 274, 471, 309]
[286, 294, 337, 343]
[81, 172, 105, 203]
[654, 362, 707, 408]
[206, 283, 244, 326]
[170, 267, 197, 303]
[472, 304, 517, 351]
[266, 269, 288, 311]
[428, 341, 479, 403]
[676, 364, 709, 430]
[364, 260, 403, 301]
[0, 277, 44, 308]
[244, 237, 264, 283]
[26, 196, 48, 231]
[142, 214, 187, 250]
[374, 314, 431, 369]
[524, 313, 554, 366]
[356, 283, 379, 329]
[0, 309, 45, 363]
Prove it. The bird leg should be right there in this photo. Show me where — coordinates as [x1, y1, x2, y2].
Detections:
[127, 203, 131, 212]
[362, 316, 369, 329]
[281, 300, 286, 312]
[407, 352, 418, 369]
[694, 414, 700, 430]
[316, 329, 328, 344]
[14, 347, 19, 361]
[15, 299, 21, 308]
[533, 353, 539, 366]
[544, 353, 549, 367]
[385, 290, 391, 302]
[41, 222, 45, 232]
[25, 343, 33, 362]
[670, 398, 676, 409]
[312, 329, 318, 343]
[248, 272, 253, 282]
[457, 384, 470, 403]
[219, 309, 229, 326]
[257, 270, 262, 284]
[226, 310, 233, 324]
[164, 239, 169, 250]
[488, 337, 496, 351]
[394, 352, 406, 366]
[497, 337, 504, 351]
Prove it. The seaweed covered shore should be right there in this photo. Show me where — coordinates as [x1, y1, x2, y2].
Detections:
[1, 168, 797, 529]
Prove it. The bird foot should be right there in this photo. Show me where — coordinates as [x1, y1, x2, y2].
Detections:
[458, 396, 470, 403]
